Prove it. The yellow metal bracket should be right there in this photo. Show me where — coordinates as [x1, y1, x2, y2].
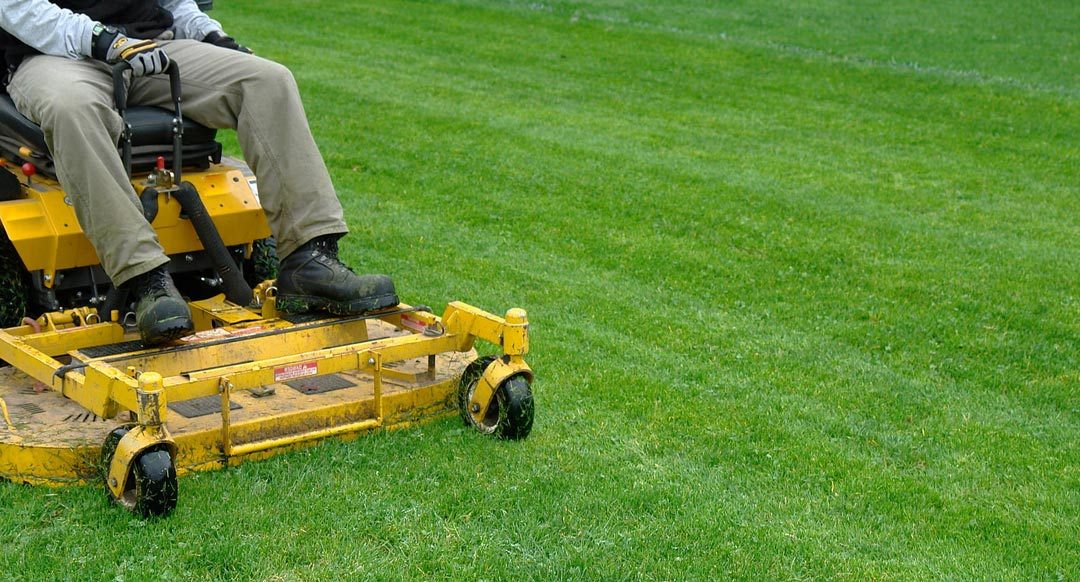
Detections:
[39, 307, 103, 332]
[188, 294, 263, 330]
[469, 357, 533, 426]
[442, 303, 530, 356]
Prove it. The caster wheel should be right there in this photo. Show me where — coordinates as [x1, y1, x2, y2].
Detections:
[244, 237, 278, 287]
[0, 229, 29, 329]
[101, 427, 178, 517]
[458, 357, 535, 440]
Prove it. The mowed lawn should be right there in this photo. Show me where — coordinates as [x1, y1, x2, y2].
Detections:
[1, 0, 1077, 579]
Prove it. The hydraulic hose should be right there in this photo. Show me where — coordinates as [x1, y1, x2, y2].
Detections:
[173, 181, 253, 306]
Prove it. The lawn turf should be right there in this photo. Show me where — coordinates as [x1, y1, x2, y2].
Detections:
[1, 0, 1077, 579]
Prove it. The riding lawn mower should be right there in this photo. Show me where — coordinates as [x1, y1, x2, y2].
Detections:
[0, 62, 534, 516]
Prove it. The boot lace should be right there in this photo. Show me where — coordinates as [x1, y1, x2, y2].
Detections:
[312, 238, 357, 274]
[131, 268, 171, 298]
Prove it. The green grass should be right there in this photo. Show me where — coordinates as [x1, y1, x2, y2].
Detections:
[2, 0, 1077, 578]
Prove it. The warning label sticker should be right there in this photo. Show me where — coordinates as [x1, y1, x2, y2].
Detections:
[400, 313, 426, 333]
[274, 361, 318, 382]
[180, 326, 265, 343]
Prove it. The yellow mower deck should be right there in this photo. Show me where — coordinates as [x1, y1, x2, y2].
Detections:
[0, 297, 532, 512]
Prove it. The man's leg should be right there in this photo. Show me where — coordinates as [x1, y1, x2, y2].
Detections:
[130, 40, 397, 314]
[8, 56, 169, 285]
[8, 56, 193, 344]
[128, 40, 347, 259]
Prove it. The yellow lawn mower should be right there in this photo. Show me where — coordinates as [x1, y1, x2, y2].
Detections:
[0, 62, 534, 516]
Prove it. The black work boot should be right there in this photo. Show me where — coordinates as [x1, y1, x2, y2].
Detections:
[127, 266, 194, 345]
[275, 235, 399, 316]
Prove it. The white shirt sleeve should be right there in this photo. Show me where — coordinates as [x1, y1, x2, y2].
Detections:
[0, 0, 225, 61]
[158, 0, 224, 40]
[0, 0, 97, 59]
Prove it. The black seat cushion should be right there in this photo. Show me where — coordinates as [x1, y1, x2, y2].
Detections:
[0, 94, 217, 156]
[0, 94, 48, 154]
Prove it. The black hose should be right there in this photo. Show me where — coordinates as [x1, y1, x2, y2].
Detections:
[172, 181, 253, 306]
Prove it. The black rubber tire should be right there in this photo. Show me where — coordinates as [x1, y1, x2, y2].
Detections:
[458, 357, 534, 440]
[493, 375, 534, 440]
[127, 449, 179, 517]
[0, 230, 29, 329]
[244, 237, 278, 288]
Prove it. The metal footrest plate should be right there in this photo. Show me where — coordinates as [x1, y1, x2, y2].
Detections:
[285, 373, 354, 395]
[79, 340, 146, 358]
[169, 395, 241, 418]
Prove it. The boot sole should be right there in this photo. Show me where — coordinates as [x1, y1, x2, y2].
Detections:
[276, 292, 400, 316]
[141, 316, 194, 346]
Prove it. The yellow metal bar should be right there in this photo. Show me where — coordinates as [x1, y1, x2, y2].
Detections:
[98, 316, 374, 379]
[0, 397, 13, 431]
[3, 323, 42, 338]
[441, 302, 529, 356]
[220, 378, 234, 457]
[502, 308, 530, 356]
[1, 313, 126, 354]
[161, 331, 462, 404]
[372, 352, 383, 423]
[66, 363, 137, 418]
[0, 330, 66, 389]
[216, 355, 386, 459]
[137, 372, 167, 428]
[24, 323, 127, 357]
[226, 418, 380, 457]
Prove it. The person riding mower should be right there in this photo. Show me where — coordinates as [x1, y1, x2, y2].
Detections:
[0, 1, 535, 519]
[0, 0, 398, 345]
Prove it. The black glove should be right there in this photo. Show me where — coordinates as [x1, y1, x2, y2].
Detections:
[203, 31, 253, 54]
[91, 25, 170, 77]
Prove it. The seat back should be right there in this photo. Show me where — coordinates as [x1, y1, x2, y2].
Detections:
[0, 94, 221, 178]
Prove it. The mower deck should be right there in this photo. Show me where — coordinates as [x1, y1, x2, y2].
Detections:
[0, 298, 533, 504]
[0, 318, 471, 485]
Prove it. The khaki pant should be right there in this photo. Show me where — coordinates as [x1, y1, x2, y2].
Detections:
[7, 40, 347, 286]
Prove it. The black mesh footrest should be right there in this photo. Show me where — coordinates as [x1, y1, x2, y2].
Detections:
[169, 395, 241, 418]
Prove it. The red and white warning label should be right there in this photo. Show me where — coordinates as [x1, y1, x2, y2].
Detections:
[400, 313, 426, 333]
[274, 361, 318, 382]
[180, 326, 265, 343]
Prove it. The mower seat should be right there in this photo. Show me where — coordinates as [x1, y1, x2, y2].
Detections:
[0, 94, 221, 177]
